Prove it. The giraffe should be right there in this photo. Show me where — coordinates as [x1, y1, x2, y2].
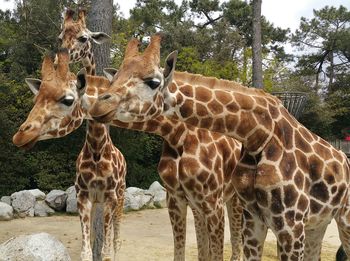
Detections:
[12, 49, 126, 261]
[57, 9, 244, 260]
[90, 35, 350, 261]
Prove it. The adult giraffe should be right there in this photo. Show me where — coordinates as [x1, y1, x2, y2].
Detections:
[56, 9, 244, 261]
[90, 35, 350, 261]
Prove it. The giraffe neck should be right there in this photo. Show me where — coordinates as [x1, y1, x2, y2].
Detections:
[163, 71, 283, 154]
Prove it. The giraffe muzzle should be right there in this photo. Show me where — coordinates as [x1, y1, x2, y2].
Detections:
[12, 124, 41, 150]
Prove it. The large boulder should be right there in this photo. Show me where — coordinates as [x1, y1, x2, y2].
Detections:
[0, 202, 13, 221]
[45, 190, 67, 211]
[0, 196, 11, 206]
[28, 189, 46, 200]
[34, 200, 55, 217]
[0, 232, 71, 261]
[65, 186, 78, 214]
[148, 181, 167, 208]
[11, 190, 36, 217]
[124, 187, 154, 211]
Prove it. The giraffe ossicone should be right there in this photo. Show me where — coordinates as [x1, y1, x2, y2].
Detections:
[90, 34, 350, 261]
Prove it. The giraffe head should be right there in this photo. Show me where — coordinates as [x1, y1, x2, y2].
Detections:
[58, 8, 110, 67]
[90, 34, 177, 123]
[13, 49, 88, 150]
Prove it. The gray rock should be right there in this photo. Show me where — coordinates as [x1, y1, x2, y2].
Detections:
[0, 196, 11, 206]
[65, 186, 78, 214]
[0, 202, 13, 221]
[124, 187, 154, 211]
[34, 200, 55, 217]
[45, 190, 67, 211]
[147, 182, 167, 208]
[11, 190, 36, 217]
[0, 232, 71, 261]
[28, 189, 46, 200]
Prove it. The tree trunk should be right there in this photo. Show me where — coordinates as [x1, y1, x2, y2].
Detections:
[86, 1, 113, 260]
[252, 0, 263, 89]
[87, 0, 113, 76]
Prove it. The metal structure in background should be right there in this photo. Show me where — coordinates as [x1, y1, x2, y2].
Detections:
[272, 91, 308, 120]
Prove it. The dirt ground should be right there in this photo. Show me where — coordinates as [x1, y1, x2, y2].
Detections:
[0, 208, 341, 260]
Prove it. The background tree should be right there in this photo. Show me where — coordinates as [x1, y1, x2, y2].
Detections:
[252, 0, 263, 88]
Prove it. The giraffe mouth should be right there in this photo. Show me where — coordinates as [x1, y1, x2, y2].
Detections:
[92, 110, 116, 123]
[13, 129, 40, 150]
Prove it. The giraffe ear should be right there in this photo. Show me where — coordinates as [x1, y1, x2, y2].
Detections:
[163, 51, 177, 88]
[25, 78, 42, 95]
[103, 68, 118, 82]
[90, 32, 111, 44]
[77, 68, 87, 96]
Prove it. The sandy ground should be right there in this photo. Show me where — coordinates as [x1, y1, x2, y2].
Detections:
[0, 208, 341, 260]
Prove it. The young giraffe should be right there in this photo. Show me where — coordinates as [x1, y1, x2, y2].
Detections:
[58, 9, 243, 261]
[90, 35, 350, 261]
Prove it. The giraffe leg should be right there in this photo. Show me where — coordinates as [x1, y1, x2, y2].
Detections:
[167, 192, 187, 261]
[336, 196, 350, 259]
[113, 196, 124, 261]
[205, 202, 225, 261]
[102, 194, 117, 261]
[303, 225, 328, 261]
[242, 209, 267, 261]
[192, 207, 210, 261]
[226, 194, 243, 261]
[78, 193, 94, 261]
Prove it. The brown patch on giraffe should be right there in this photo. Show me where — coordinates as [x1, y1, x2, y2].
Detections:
[195, 87, 212, 102]
[185, 117, 199, 126]
[208, 99, 224, 115]
[158, 159, 177, 188]
[279, 152, 297, 180]
[196, 103, 208, 117]
[255, 188, 268, 207]
[168, 82, 177, 93]
[298, 127, 314, 143]
[310, 199, 322, 214]
[283, 184, 298, 208]
[331, 183, 346, 205]
[294, 171, 304, 190]
[254, 96, 268, 107]
[308, 155, 324, 181]
[106, 176, 116, 190]
[197, 171, 209, 183]
[175, 93, 183, 105]
[293, 223, 304, 238]
[294, 131, 312, 153]
[285, 210, 295, 227]
[179, 157, 200, 175]
[297, 194, 308, 212]
[225, 114, 239, 132]
[247, 129, 270, 152]
[265, 139, 283, 161]
[145, 119, 159, 132]
[212, 118, 225, 133]
[273, 216, 285, 231]
[215, 90, 233, 105]
[77, 176, 88, 190]
[271, 188, 284, 214]
[280, 107, 298, 128]
[196, 129, 212, 143]
[159, 122, 172, 136]
[295, 150, 308, 172]
[179, 85, 194, 97]
[278, 118, 294, 150]
[268, 104, 279, 119]
[332, 148, 344, 162]
[199, 118, 213, 129]
[235, 93, 254, 110]
[80, 161, 94, 170]
[237, 111, 257, 138]
[183, 134, 199, 155]
[310, 182, 329, 202]
[254, 106, 273, 130]
[256, 163, 279, 187]
[313, 142, 332, 160]
[207, 175, 218, 191]
[169, 124, 186, 146]
[226, 102, 239, 113]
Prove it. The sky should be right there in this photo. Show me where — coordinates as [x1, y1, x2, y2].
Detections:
[0, 0, 349, 32]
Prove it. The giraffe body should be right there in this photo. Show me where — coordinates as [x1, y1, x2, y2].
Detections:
[90, 35, 350, 261]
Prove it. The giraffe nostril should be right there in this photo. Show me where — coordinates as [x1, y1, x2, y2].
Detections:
[21, 124, 32, 132]
[99, 94, 112, 101]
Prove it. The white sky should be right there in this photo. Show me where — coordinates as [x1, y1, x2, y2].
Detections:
[0, 0, 349, 32]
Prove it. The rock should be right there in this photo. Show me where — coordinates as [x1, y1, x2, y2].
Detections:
[66, 186, 78, 214]
[0, 202, 13, 221]
[0, 232, 71, 261]
[45, 190, 67, 211]
[148, 181, 167, 208]
[28, 189, 46, 200]
[34, 200, 55, 217]
[11, 190, 36, 217]
[124, 187, 154, 211]
[0, 196, 11, 206]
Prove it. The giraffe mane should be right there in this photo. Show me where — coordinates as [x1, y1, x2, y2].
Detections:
[173, 71, 281, 103]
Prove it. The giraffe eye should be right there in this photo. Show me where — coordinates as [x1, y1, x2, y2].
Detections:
[77, 36, 88, 43]
[145, 78, 161, 90]
[60, 96, 74, 106]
